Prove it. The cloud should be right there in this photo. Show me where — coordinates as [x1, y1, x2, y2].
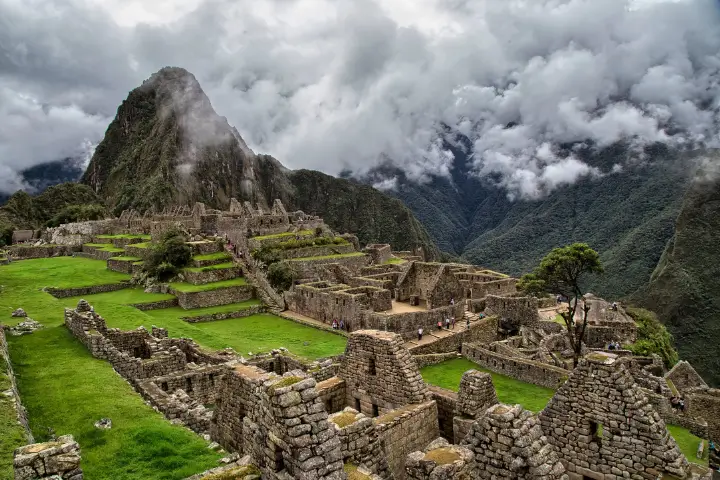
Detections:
[1, 0, 719, 198]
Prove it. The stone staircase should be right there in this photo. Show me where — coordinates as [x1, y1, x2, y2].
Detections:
[226, 245, 285, 314]
[464, 302, 480, 323]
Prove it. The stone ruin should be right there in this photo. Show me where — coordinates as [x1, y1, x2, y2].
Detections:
[13, 435, 83, 480]
[540, 352, 689, 479]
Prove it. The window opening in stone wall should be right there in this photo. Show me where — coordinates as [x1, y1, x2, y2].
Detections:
[209, 373, 215, 386]
[368, 357, 377, 376]
[355, 397, 361, 412]
[269, 362, 275, 373]
[372, 404, 379, 417]
[186, 377, 193, 393]
[161, 382, 168, 392]
[590, 421, 603, 443]
[272, 442, 284, 472]
[133, 347, 141, 358]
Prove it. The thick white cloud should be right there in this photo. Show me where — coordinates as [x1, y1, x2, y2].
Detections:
[0, 0, 719, 198]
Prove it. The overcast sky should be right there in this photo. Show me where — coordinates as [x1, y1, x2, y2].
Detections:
[1, 0, 718, 198]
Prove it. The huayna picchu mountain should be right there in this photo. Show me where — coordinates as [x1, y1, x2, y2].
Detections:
[81, 67, 439, 257]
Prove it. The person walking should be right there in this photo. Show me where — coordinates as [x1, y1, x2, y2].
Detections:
[418, 327, 423, 342]
[466, 317, 471, 328]
[451, 317, 456, 329]
[445, 318, 451, 329]
[339, 319, 345, 330]
[437, 320, 442, 331]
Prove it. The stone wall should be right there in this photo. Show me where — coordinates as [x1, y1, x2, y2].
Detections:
[412, 352, 463, 368]
[686, 387, 720, 443]
[180, 266, 243, 285]
[485, 295, 539, 328]
[13, 435, 83, 480]
[285, 253, 370, 279]
[8, 245, 77, 259]
[462, 343, 568, 389]
[408, 316, 499, 355]
[375, 401, 439, 480]
[0, 326, 33, 443]
[467, 277, 517, 299]
[666, 361, 709, 391]
[107, 258, 141, 274]
[11, 230, 37, 243]
[277, 243, 357, 260]
[173, 285, 255, 309]
[428, 386, 457, 440]
[374, 304, 465, 341]
[46, 219, 115, 246]
[539, 353, 689, 479]
[329, 408, 390, 477]
[363, 244, 392, 265]
[405, 438, 474, 480]
[131, 299, 180, 311]
[316, 377, 347, 415]
[46, 282, 131, 298]
[339, 330, 431, 415]
[462, 403, 566, 479]
[123, 244, 153, 260]
[181, 306, 264, 323]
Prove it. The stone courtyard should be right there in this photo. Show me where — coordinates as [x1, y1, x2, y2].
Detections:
[2, 199, 719, 480]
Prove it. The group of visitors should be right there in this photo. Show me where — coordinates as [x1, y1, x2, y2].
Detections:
[436, 317, 456, 330]
[670, 396, 686, 412]
[331, 319, 345, 331]
[607, 340, 622, 350]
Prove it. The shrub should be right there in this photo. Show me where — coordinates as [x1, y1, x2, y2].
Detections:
[143, 229, 192, 281]
[267, 262, 296, 292]
[625, 307, 679, 368]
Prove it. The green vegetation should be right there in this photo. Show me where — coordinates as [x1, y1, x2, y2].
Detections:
[344, 464, 371, 480]
[251, 235, 350, 266]
[0, 351, 29, 479]
[8, 328, 221, 479]
[624, 308, 679, 368]
[130, 242, 151, 249]
[667, 425, 707, 466]
[170, 278, 248, 293]
[519, 243, 604, 367]
[330, 411, 358, 428]
[424, 448, 460, 465]
[420, 358, 555, 412]
[111, 256, 143, 262]
[269, 376, 302, 392]
[252, 230, 313, 241]
[383, 257, 406, 265]
[193, 252, 231, 262]
[143, 229, 192, 281]
[288, 252, 365, 262]
[46, 204, 107, 227]
[200, 464, 261, 480]
[184, 262, 236, 272]
[267, 262, 297, 292]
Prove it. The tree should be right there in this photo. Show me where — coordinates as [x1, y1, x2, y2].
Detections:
[267, 262, 296, 292]
[518, 243, 604, 367]
[625, 307, 679, 368]
[143, 229, 192, 281]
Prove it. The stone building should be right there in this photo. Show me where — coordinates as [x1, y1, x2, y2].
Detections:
[539, 352, 689, 479]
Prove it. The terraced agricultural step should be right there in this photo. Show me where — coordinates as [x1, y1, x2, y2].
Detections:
[190, 252, 233, 268]
[170, 279, 255, 309]
[181, 264, 243, 285]
[187, 240, 223, 255]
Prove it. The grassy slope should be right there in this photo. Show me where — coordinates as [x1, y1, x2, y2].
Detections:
[667, 425, 708, 467]
[0, 258, 219, 479]
[420, 358, 555, 413]
[170, 278, 247, 292]
[0, 347, 29, 480]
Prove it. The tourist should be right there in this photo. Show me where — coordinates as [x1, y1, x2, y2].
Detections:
[450, 298, 455, 306]
[331, 319, 338, 330]
[557, 294, 562, 304]
[339, 319, 345, 330]
[445, 318, 451, 329]
[679, 398, 686, 412]
[437, 320, 442, 331]
[710, 440, 716, 453]
[608, 342, 615, 351]
[611, 302, 618, 311]
[451, 317, 456, 329]
[418, 327, 423, 341]
[466, 317, 471, 328]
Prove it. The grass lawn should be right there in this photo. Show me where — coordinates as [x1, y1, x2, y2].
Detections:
[383, 257, 406, 265]
[667, 425, 708, 466]
[252, 230, 314, 241]
[192, 252, 231, 262]
[8, 328, 221, 480]
[1, 350, 30, 480]
[184, 262, 236, 272]
[170, 278, 247, 292]
[111, 256, 143, 262]
[288, 252, 366, 262]
[420, 358, 555, 412]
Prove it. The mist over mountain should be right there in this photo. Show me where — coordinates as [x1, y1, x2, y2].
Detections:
[0, 158, 85, 205]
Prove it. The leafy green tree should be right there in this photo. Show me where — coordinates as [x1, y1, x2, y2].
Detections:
[143, 229, 192, 281]
[267, 262, 296, 292]
[45, 204, 107, 227]
[625, 307, 679, 368]
[518, 243, 604, 367]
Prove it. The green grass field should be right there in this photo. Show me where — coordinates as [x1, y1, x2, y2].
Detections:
[96, 234, 151, 240]
[288, 252, 366, 262]
[192, 252, 231, 262]
[170, 278, 248, 292]
[420, 358, 555, 412]
[8, 328, 220, 480]
[252, 230, 313, 241]
[0, 349, 29, 480]
[183, 262, 236, 272]
[667, 425, 708, 467]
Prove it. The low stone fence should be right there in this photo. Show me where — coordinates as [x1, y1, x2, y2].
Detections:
[131, 299, 180, 311]
[428, 385, 458, 440]
[13, 435, 83, 480]
[173, 285, 255, 309]
[413, 352, 462, 368]
[181, 305, 264, 323]
[285, 254, 370, 278]
[375, 304, 465, 341]
[276, 243, 357, 260]
[8, 244, 78, 260]
[1, 326, 33, 444]
[124, 245, 153, 260]
[107, 258, 142, 274]
[181, 266, 243, 285]
[45, 282, 131, 299]
[408, 316, 499, 355]
[462, 343, 568, 389]
[316, 377, 347, 414]
[188, 241, 223, 255]
[277, 312, 349, 337]
[375, 401, 439, 480]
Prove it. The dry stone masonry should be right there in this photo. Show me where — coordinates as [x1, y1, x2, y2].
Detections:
[13, 435, 83, 480]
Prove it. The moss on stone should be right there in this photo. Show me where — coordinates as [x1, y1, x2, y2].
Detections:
[200, 464, 262, 479]
[269, 376, 303, 393]
[343, 464, 371, 480]
[424, 447, 461, 465]
[330, 411, 358, 428]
